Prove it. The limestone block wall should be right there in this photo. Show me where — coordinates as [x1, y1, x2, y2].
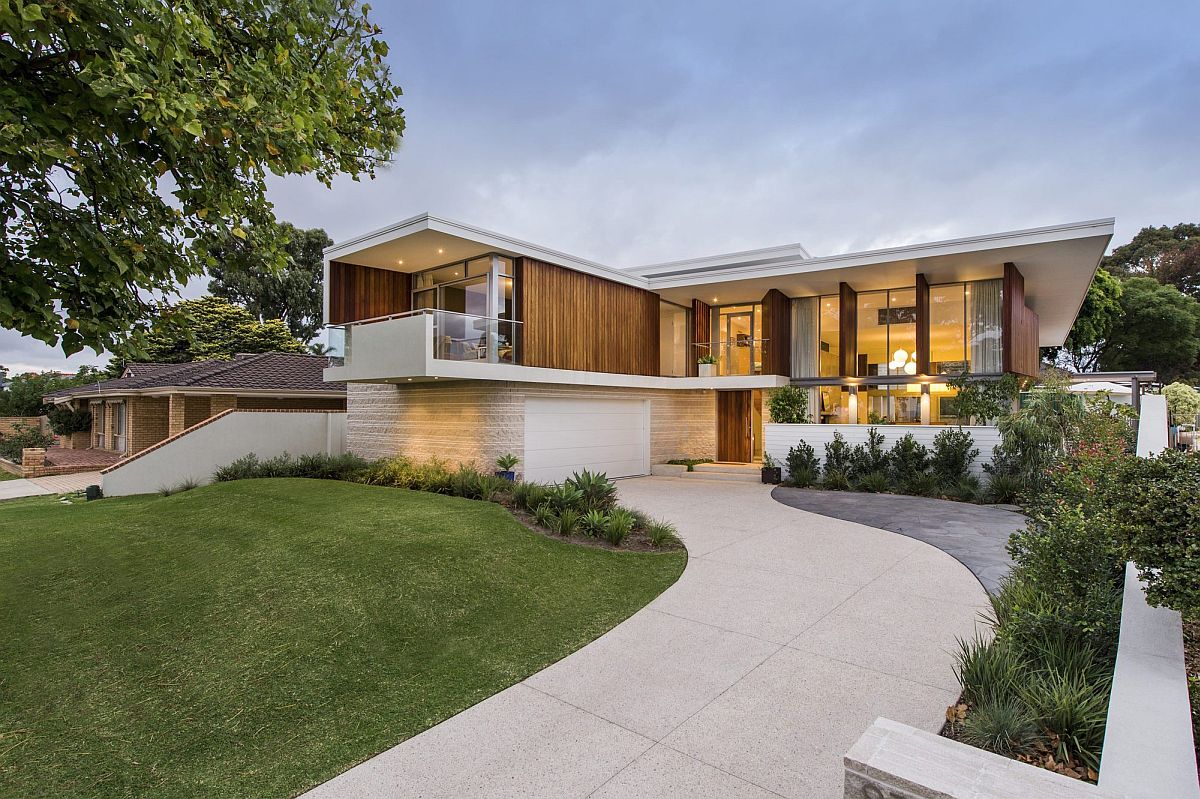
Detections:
[347, 381, 716, 470]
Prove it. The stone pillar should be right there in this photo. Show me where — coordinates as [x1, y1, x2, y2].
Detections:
[21, 448, 46, 469]
[168, 394, 187, 437]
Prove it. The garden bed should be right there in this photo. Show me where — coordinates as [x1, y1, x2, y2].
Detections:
[1184, 619, 1200, 771]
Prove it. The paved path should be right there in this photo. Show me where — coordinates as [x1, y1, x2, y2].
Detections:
[301, 477, 988, 799]
[771, 487, 1022, 593]
[0, 471, 102, 501]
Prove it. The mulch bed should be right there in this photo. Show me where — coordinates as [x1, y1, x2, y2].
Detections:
[504, 502, 682, 554]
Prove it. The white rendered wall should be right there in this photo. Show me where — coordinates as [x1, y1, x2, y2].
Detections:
[764, 423, 1002, 477]
[102, 411, 347, 497]
[1135, 394, 1168, 457]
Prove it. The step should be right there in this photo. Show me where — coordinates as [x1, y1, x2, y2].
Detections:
[691, 462, 763, 475]
[679, 469, 763, 483]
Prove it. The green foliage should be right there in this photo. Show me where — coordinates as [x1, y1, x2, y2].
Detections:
[603, 509, 636, 546]
[1112, 451, 1200, 615]
[821, 470, 850, 491]
[511, 481, 550, 514]
[854, 471, 890, 493]
[158, 478, 200, 497]
[958, 699, 1041, 757]
[887, 433, 929, 485]
[564, 469, 617, 512]
[533, 503, 557, 529]
[137, 297, 307, 363]
[646, 519, 680, 548]
[0, 366, 105, 416]
[784, 442, 819, 485]
[556, 508, 580, 538]
[1103, 222, 1200, 298]
[901, 472, 941, 497]
[947, 372, 1021, 424]
[822, 432, 854, 475]
[1163, 381, 1200, 426]
[496, 453, 520, 471]
[985, 371, 1084, 492]
[697, 354, 717, 365]
[0, 0, 404, 356]
[766, 385, 810, 424]
[206, 222, 331, 341]
[985, 473, 1024, 504]
[1018, 671, 1111, 771]
[212, 452, 368, 482]
[955, 634, 1025, 707]
[1053, 270, 1124, 372]
[930, 427, 978, 485]
[665, 458, 712, 471]
[544, 484, 586, 515]
[850, 427, 889, 476]
[46, 405, 92, 435]
[949, 474, 983, 503]
[0, 422, 54, 461]
[580, 509, 608, 538]
[1099, 277, 1200, 383]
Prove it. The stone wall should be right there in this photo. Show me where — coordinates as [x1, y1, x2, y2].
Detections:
[347, 381, 716, 469]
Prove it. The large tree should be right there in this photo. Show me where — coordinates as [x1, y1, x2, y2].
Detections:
[1047, 269, 1124, 372]
[136, 296, 307, 363]
[0, 365, 105, 416]
[1102, 223, 1200, 298]
[1098, 277, 1200, 383]
[0, 0, 404, 357]
[207, 222, 330, 342]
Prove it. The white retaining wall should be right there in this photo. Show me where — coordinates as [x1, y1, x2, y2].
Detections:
[101, 411, 347, 497]
[1135, 394, 1168, 457]
[764, 423, 1002, 477]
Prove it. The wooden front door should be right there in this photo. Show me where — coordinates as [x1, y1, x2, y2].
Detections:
[717, 390, 752, 462]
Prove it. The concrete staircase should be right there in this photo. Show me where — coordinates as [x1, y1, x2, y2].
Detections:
[681, 462, 763, 483]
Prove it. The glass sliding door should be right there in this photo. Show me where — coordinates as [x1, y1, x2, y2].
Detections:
[710, 303, 763, 375]
[659, 300, 690, 377]
[412, 254, 518, 364]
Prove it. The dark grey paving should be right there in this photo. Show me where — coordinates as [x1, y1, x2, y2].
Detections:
[770, 487, 1023, 594]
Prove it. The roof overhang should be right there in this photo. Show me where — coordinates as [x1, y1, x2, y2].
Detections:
[643, 218, 1115, 348]
[48, 387, 345, 403]
[323, 212, 646, 288]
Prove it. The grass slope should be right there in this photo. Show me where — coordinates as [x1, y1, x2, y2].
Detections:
[0, 479, 685, 798]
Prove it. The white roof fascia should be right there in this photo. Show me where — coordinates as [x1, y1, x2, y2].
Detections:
[625, 241, 813, 276]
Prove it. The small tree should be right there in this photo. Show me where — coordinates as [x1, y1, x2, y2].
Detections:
[948, 371, 1021, 425]
[47, 406, 93, 436]
[767, 386, 810, 424]
[1163, 381, 1200, 427]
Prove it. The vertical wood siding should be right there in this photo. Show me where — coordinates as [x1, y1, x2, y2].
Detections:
[1002, 262, 1041, 378]
[516, 258, 660, 375]
[839, 281, 858, 377]
[916, 273, 931, 374]
[328, 261, 411, 325]
[760, 288, 791, 377]
[691, 299, 712, 376]
[717, 390, 752, 462]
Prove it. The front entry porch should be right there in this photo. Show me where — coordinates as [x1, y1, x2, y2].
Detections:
[716, 389, 764, 463]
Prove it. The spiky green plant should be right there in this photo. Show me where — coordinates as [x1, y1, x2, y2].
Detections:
[544, 484, 585, 514]
[604, 509, 635, 546]
[954, 633, 1025, 707]
[646, 520, 680, 548]
[1019, 670, 1110, 771]
[556, 508, 580, 537]
[854, 471, 890, 493]
[533, 503, 557, 529]
[959, 699, 1042, 757]
[564, 469, 617, 512]
[580, 509, 608, 538]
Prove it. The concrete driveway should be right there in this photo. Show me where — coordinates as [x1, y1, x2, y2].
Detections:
[301, 477, 989, 799]
[0, 470, 102, 501]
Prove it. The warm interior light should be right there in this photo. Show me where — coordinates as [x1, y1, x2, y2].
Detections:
[397, 259, 404, 265]
[892, 348, 908, 364]
[437, 248, 444, 254]
[904, 361, 917, 375]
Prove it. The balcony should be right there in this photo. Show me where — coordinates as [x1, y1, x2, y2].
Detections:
[325, 310, 521, 382]
[693, 338, 768, 376]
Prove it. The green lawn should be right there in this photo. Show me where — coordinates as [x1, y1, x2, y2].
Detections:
[0, 469, 20, 481]
[0, 479, 685, 798]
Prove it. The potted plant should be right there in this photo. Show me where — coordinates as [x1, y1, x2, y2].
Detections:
[495, 453, 519, 481]
[761, 453, 782, 484]
[697, 354, 717, 378]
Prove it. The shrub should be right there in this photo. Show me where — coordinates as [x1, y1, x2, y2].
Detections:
[666, 458, 711, 471]
[158, 477, 200, 496]
[987, 573, 1121, 663]
[900, 472, 940, 498]
[959, 699, 1041, 757]
[955, 634, 1025, 707]
[543, 484, 585, 514]
[821, 470, 850, 491]
[854, 470, 890, 494]
[603, 509, 636, 546]
[1164, 381, 1200, 427]
[472, 473, 510, 503]
[984, 473, 1023, 504]
[0, 422, 54, 462]
[949, 474, 982, 503]
[785, 442, 819, 485]
[533, 503, 557, 529]
[564, 469, 617, 512]
[851, 427, 889, 477]
[353, 456, 417, 487]
[413, 458, 454, 494]
[1112, 450, 1200, 615]
[646, 519, 680, 548]
[556, 508, 580, 537]
[823, 432, 854, 476]
[495, 452, 520, 471]
[46, 405, 92, 436]
[930, 427, 977, 485]
[212, 452, 367, 482]
[887, 433, 929, 485]
[580, 509, 608, 538]
[512, 481, 550, 513]
[766, 385, 810, 423]
[1018, 670, 1110, 771]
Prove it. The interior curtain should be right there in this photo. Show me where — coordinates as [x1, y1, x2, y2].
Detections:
[790, 297, 819, 378]
[968, 279, 1003, 373]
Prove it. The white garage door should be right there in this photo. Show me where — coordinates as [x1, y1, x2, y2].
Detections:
[523, 396, 649, 484]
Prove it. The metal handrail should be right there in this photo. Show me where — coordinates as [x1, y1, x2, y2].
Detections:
[691, 338, 770, 347]
[326, 308, 523, 330]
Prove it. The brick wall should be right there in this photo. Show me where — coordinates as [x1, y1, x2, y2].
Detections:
[128, 397, 169, 454]
[0, 416, 46, 437]
[347, 381, 716, 468]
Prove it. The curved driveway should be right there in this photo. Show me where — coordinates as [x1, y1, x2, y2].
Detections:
[302, 477, 988, 799]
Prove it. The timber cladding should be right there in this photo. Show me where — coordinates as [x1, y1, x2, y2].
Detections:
[328, 261, 411, 325]
[515, 258, 660, 375]
[759, 289, 791, 377]
[1002, 262, 1041, 378]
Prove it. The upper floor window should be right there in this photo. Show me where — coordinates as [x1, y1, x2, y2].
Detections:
[857, 288, 917, 377]
[929, 278, 1002, 374]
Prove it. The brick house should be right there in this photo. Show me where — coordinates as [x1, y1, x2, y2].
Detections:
[44, 353, 346, 457]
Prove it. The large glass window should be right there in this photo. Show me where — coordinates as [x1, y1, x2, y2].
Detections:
[818, 295, 840, 377]
[709, 303, 762, 375]
[412, 254, 518, 363]
[857, 289, 918, 377]
[659, 301, 690, 377]
[930, 283, 967, 373]
[967, 279, 1003, 373]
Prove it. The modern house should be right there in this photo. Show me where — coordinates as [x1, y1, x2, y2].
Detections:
[323, 214, 1113, 482]
[45, 353, 347, 456]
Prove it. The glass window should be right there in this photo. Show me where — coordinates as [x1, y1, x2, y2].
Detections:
[789, 297, 820, 378]
[967, 279, 1003, 373]
[888, 288, 917, 376]
[659, 301, 689, 377]
[712, 304, 762, 375]
[818, 295, 840, 377]
[930, 284, 967, 374]
[818, 385, 851, 424]
[856, 291, 888, 376]
[930, 384, 962, 424]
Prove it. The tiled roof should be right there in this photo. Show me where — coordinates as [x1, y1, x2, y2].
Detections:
[45, 353, 345, 400]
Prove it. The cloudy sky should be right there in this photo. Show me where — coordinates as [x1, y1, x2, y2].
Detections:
[5, 0, 1199, 373]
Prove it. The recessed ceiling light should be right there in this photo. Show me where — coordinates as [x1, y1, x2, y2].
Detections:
[397, 259, 404, 265]
[437, 248, 444, 254]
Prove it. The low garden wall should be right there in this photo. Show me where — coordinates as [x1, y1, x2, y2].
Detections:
[0, 416, 48, 437]
[764, 423, 1002, 477]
